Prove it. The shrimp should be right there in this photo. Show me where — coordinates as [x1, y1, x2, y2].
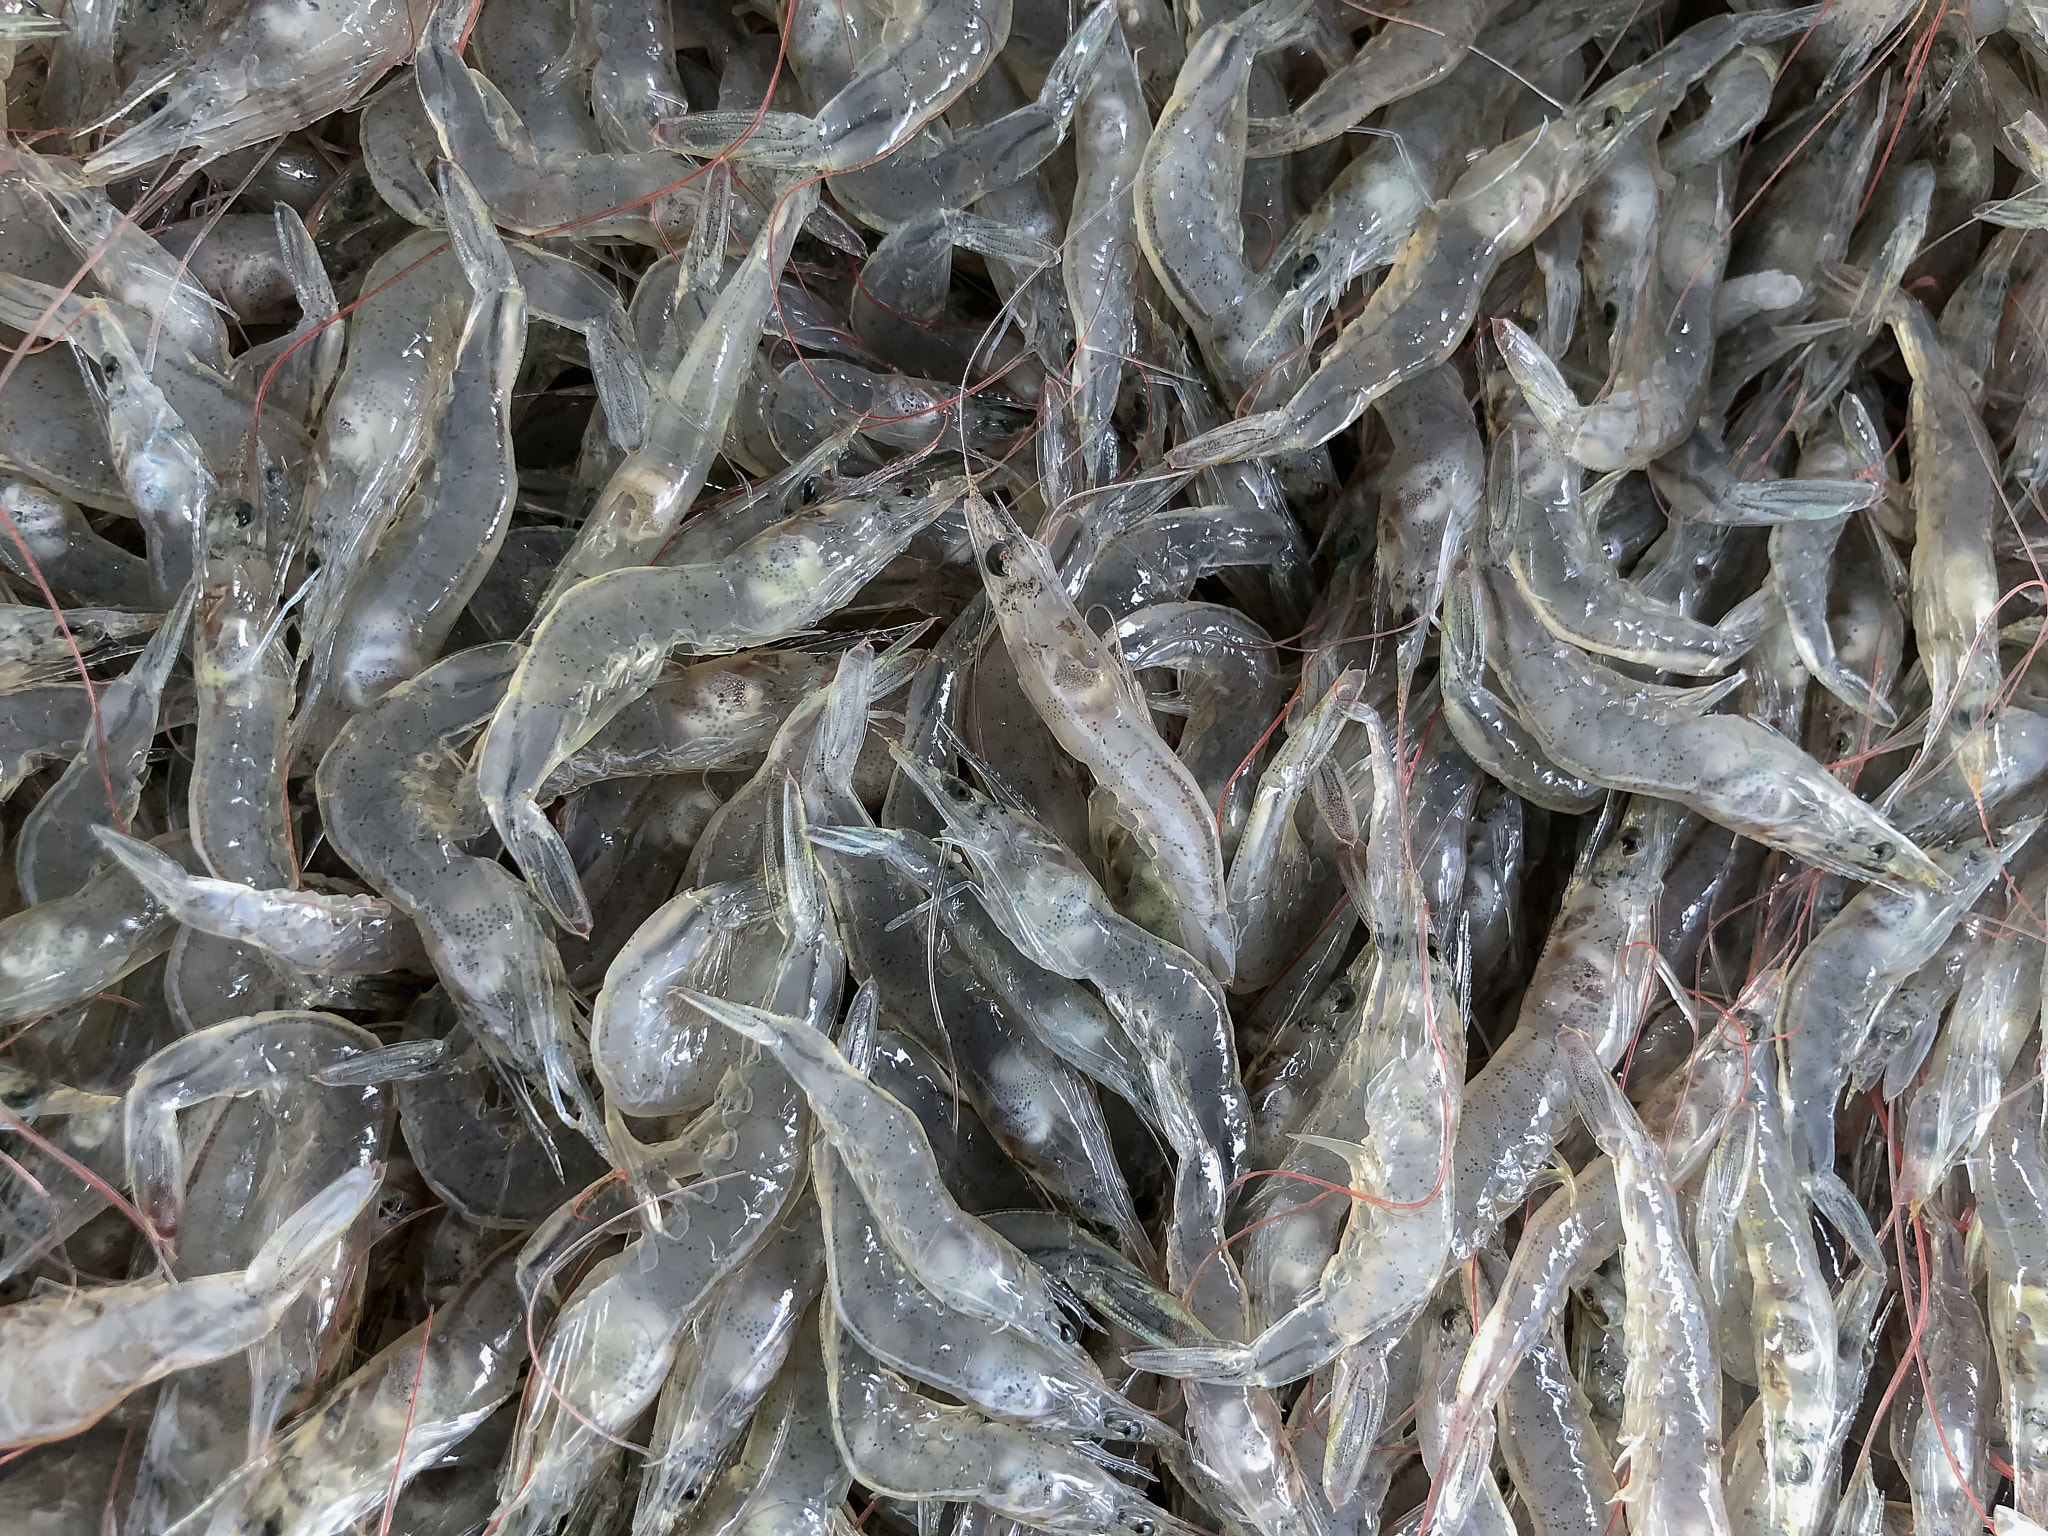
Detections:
[195, 1239, 529, 1536]
[13, 584, 191, 904]
[0, 477, 155, 609]
[91, 829, 430, 975]
[824, 1307, 1203, 1536]
[491, 1041, 807, 1536]
[1491, 359, 1765, 674]
[316, 643, 599, 1142]
[632, 1198, 826, 1536]
[478, 477, 963, 934]
[1476, 565, 1943, 891]
[542, 183, 819, 599]
[1165, 10, 1816, 470]
[0, 835, 192, 1023]
[1903, 1214, 1992, 1536]
[679, 984, 1093, 1367]
[0, 1165, 378, 1449]
[83, 0, 414, 180]
[1557, 1035, 1731, 1536]
[1133, 704, 1461, 1391]
[819, 1141, 1164, 1441]
[292, 164, 529, 758]
[1737, 1048, 1840, 1536]
[964, 490, 1233, 978]
[1976, 1048, 2048, 1524]
[1065, 33, 1147, 489]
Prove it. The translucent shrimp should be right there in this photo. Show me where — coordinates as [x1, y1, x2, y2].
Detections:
[292, 165, 529, 757]
[1132, 0, 1317, 415]
[1374, 367, 1484, 695]
[1888, 292, 2008, 782]
[1249, 0, 1497, 157]
[1498, 161, 1728, 472]
[1439, 561, 1605, 814]
[1450, 795, 1682, 1258]
[819, 1142, 1164, 1441]
[850, 213, 1052, 385]
[0, 834, 189, 1023]
[542, 183, 820, 598]
[478, 478, 963, 934]
[1165, 10, 1817, 470]
[91, 828, 429, 976]
[1770, 399, 1899, 725]
[1976, 1051, 2048, 1524]
[632, 1199, 826, 1536]
[0, 477, 155, 609]
[222, 209, 345, 434]
[675, 1298, 849, 1536]
[1737, 1049, 1840, 1536]
[0, 1165, 377, 1449]
[650, 0, 1015, 174]
[1476, 566, 1942, 891]
[1487, 358, 1764, 674]
[582, 0, 686, 151]
[1558, 1036, 1731, 1536]
[1431, 1029, 1750, 1536]
[82, 0, 414, 179]
[825, 1308, 1203, 1536]
[412, 41, 700, 244]
[1132, 705, 1461, 1390]
[679, 985, 1093, 1368]
[11, 148, 230, 371]
[965, 491, 1233, 978]
[195, 1239, 528, 1536]
[0, 603, 159, 690]
[845, 747, 1248, 1178]
[491, 1043, 807, 1536]
[316, 643, 598, 1140]
[14, 583, 191, 905]
[1065, 34, 1147, 488]
[1903, 1215, 1992, 1536]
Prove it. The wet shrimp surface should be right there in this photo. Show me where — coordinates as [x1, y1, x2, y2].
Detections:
[2, 0, 2048, 1532]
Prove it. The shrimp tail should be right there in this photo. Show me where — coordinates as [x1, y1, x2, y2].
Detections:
[501, 797, 593, 935]
[1124, 1344, 1257, 1380]
[243, 1164, 382, 1298]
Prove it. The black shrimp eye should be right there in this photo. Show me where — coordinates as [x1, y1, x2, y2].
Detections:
[945, 778, 971, 801]
[1870, 841, 1893, 861]
[984, 543, 1009, 578]
[1441, 1307, 1460, 1331]
[1130, 1520, 1155, 1535]
[1290, 253, 1320, 288]
[1331, 983, 1357, 1010]
[1620, 832, 1642, 856]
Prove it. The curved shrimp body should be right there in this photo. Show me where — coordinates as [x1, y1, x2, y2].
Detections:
[1736, 1054, 1839, 1536]
[882, 751, 1249, 1181]
[215, 1240, 527, 1536]
[680, 988, 1091, 1369]
[497, 1042, 807, 1533]
[819, 1145, 1163, 1442]
[292, 165, 529, 759]
[824, 1311, 1204, 1536]
[1133, 0, 1312, 411]
[1499, 161, 1727, 472]
[1559, 1038, 1731, 1536]
[91, 828, 429, 976]
[315, 644, 596, 1137]
[1451, 796, 1680, 1257]
[545, 185, 819, 599]
[0, 837, 188, 1024]
[1251, 0, 1496, 156]
[1977, 1062, 2048, 1523]
[964, 492, 1234, 978]
[0, 1166, 377, 1449]
[1065, 36, 1147, 487]
[633, 1200, 826, 1536]
[14, 586, 191, 905]
[1489, 366, 1761, 674]
[84, 0, 413, 180]
[1775, 837, 2007, 1181]
[1479, 567, 1942, 891]
[478, 479, 964, 934]
[1889, 293, 2008, 776]
[1905, 1216, 1993, 1536]
[1433, 1031, 1748, 1536]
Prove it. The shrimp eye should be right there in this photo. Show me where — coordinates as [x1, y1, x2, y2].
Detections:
[1290, 253, 1320, 288]
[1870, 841, 1892, 861]
[1130, 1521, 1155, 1535]
[1331, 983, 1356, 1010]
[798, 477, 820, 503]
[1619, 832, 1641, 856]
[985, 543, 1009, 577]
[1441, 1307, 1460, 1330]
[945, 778, 971, 802]
[232, 499, 255, 528]
[682, 1486, 701, 1502]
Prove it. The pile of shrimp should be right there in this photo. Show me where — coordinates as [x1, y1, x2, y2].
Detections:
[6, 0, 2048, 1529]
